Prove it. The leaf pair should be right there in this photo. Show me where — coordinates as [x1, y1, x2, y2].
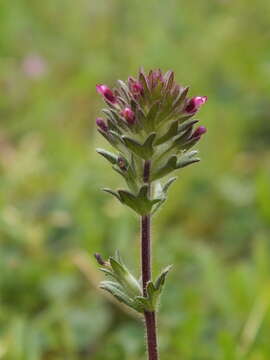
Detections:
[151, 150, 200, 181]
[99, 252, 143, 312]
[103, 185, 161, 216]
[135, 266, 173, 312]
[98, 252, 172, 313]
[122, 133, 156, 160]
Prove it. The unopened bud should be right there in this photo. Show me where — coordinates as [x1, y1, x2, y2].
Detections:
[120, 107, 135, 125]
[151, 69, 163, 87]
[128, 78, 143, 95]
[96, 84, 117, 104]
[96, 118, 108, 132]
[94, 253, 106, 266]
[184, 96, 207, 114]
[191, 126, 207, 139]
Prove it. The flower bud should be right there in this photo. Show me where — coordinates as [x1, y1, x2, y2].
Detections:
[94, 253, 106, 266]
[117, 156, 128, 171]
[120, 107, 135, 125]
[191, 126, 207, 139]
[184, 96, 207, 114]
[151, 69, 163, 87]
[96, 84, 117, 103]
[128, 78, 143, 95]
[96, 117, 108, 132]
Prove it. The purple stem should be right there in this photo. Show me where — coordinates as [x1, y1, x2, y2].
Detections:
[141, 160, 159, 360]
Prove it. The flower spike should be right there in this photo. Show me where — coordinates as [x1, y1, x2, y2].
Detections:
[94, 69, 208, 360]
[95, 69, 208, 215]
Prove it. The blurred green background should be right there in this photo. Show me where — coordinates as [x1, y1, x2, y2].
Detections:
[1, 0, 270, 359]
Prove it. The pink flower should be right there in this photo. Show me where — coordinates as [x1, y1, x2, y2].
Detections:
[184, 96, 207, 114]
[96, 118, 108, 132]
[150, 69, 163, 87]
[96, 84, 117, 104]
[120, 107, 135, 125]
[191, 126, 207, 139]
[128, 78, 143, 95]
[22, 54, 47, 79]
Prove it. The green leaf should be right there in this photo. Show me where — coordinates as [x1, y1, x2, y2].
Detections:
[99, 268, 117, 279]
[117, 80, 131, 101]
[116, 184, 160, 215]
[96, 148, 118, 165]
[100, 281, 139, 310]
[134, 296, 152, 312]
[102, 108, 118, 122]
[155, 121, 179, 145]
[163, 177, 177, 193]
[97, 251, 144, 313]
[177, 119, 198, 133]
[109, 130, 125, 144]
[154, 265, 173, 291]
[146, 281, 156, 299]
[146, 102, 160, 130]
[176, 150, 200, 169]
[114, 249, 123, 264]
[101, 280, 123, 291]
[139, 70, 151, 98]
[172, 86, 189, 109]
[117, 189, 141, 213]
[163, 71, 174, 93]
[122, 133, 156, 160]
[182, 136, 201, 150]
[109, 257, 127, 278]
[173, 128, 193, 147]
[102, 188, 121, 202]
[147, 266, 173, 310]
[133, 265, 172, 311]
[151, 177, 177, 215]
[151, 155, 178, 181]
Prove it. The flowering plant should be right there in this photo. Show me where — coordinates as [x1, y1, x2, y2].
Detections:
[94, 69, 207, 360]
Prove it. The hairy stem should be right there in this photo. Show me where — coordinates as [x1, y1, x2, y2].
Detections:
[141, 160, 159, 360]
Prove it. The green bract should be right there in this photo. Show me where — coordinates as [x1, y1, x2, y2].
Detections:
[96, 69, 207, 216]
[97, 251, 172, 313]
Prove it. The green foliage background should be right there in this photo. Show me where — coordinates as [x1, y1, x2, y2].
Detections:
[0, 0, 270, 359]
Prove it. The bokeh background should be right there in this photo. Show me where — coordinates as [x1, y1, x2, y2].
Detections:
[1, 0, 270, 359]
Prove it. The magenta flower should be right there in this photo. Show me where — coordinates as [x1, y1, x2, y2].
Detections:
[128, 78, 143, 95]
[96, 84, 117, 104]
[191, 126, 207, 139]
[96, 118, 108, 132]
[184, 96, 207, 114]
[120, 107, 135, 125]
[150, 69, 163, 88]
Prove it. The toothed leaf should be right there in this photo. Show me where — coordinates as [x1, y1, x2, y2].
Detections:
[154, 265, 173, 291]
[102, 188, 121, 202]
[151, 155, 178, 181]
[118, 185, 161, 215]
[122, 133, 156, 160]
[155, 121, 179, 145]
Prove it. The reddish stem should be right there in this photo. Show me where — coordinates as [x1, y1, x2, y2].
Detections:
[141, 160, 159, 360]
